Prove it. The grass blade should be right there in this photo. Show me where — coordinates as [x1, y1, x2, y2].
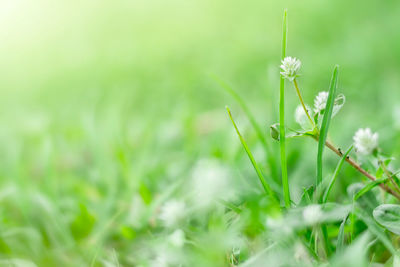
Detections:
[213, 77, 279, 181]
[317, 65, 339, 186]
[354, 178, 388, 201]
[226, 107, 277, 201]
[337, 215, 348, 252]
[322, 145, 353, 203]
[279, 9, 290, 208]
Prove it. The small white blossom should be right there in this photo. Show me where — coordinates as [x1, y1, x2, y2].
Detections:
[294, 105, 313, 130]
[168, 229, 185, 248]
[314, 91, 329, 113]
[159, 200, 185, 227]
[313, 91, 346, 116]
[353, 128, 379, 156]
[303, 204, 323, 225]
[280, 57, 301, 81]
[190, 159, 232, 207]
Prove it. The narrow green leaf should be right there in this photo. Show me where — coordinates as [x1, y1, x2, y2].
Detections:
[322, 145, 353, 203]
[317, 65, 339, 185]
[226, 107, 278, 201]
[213, 77, 279, 181]
[279, 9, 290, 208]
[353, 178, 387, 201]
[337, 215, 347, 252]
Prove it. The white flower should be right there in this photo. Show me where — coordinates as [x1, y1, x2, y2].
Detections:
[295, 105, 313, 130]
[190, 159, 231, 207]
[159, 200, 185, 227]
[314, 91, 329, 113]
[313, 91, 346, 116]
[280, 57, 301, 81]
[303, 204, 323, 225]
[353, 128, 379, 156]
[168, 229, 185, 248]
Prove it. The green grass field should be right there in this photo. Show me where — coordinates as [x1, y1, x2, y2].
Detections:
[2, 0, 400, 266]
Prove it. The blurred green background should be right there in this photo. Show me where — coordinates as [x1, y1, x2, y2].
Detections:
[1, 0, 400, 266]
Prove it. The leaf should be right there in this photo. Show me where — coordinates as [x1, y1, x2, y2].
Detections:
[353, 178, 387, 201]
[336, 215, 347, 252]
[70, 203, 96, 240]
[213, 77, 279, 181]
[226, 107, 278, 202]
[330, 232, 370, 267]
[347, 183, 378, 213]
[356, 207, 397, 255]
[373, 204, 400, 235]
[322, 145, 353, 203]
[317, 65, 339, 185]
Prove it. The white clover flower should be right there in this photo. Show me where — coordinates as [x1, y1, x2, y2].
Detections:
[168, 229, 185, 248]
[294, 105, 313, 130]
[313, 91, 345, 116]
[303, 204, 323, 225]
[353, 128, 379, 156]
[280, 57, 301, 81]
[314, 91, 329, 113]
[159, 200, 185, 227]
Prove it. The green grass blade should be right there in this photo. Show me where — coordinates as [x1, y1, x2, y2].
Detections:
[317, 65, 339, 186]
[279, 9, 290, 208]
[354, 178, 388, 201]
[226, 107, 278, 201]
[322, 145, 353, 203]
[213, 77, 279, 181]
[337, 215, 347, 252]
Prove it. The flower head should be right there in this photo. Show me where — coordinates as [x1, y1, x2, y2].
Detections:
[313, 91, 345, 116]
[353, 128, 378, 155]
[295, 105, 313, 130]
[303, 204, 323, 225]
[314, 91, 329, 113]
[169, 229, 185, 248]
[159, 200, 185, 227]
[280, 57, 301, 81]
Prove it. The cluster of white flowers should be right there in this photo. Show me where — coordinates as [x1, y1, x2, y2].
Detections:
[280, 57, 301, 81]
[313, 91, 345, 116]
[353, 128, 379, 156]
[159, 199, 186, 227]
[313, 91, 329, 113]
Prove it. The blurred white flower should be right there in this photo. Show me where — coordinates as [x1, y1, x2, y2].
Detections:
[190, 159, 231, 207]
[159, 200, 185, 228]
[294, 105, 313, 130]
[303, 204, 323, 225]
[314, 91, 329, 113]
[313, 91, 345, 116]
[150, 253, 169, 267]
[168, 229, 185, 248]
[280, 57, 301, 81]
[353, 128, 378, 156]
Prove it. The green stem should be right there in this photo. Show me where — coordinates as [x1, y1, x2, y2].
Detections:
[279, 10, 290, 208]
[293, 79, 314, 127]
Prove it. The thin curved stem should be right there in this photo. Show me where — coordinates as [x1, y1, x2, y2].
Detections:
[293, 79, 314, 127]
[310, 136, 400, 201]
